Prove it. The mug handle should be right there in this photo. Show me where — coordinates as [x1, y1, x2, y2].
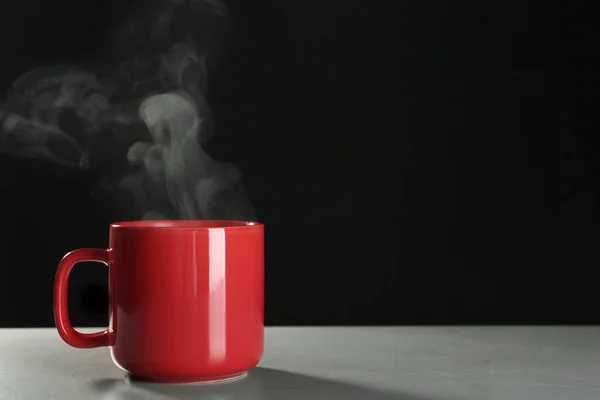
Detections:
[53, 248, 110, 348]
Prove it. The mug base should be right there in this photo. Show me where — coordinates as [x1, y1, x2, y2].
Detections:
[127, 371, 248, 385]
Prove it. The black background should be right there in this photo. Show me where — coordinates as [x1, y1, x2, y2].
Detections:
[0, 0, 593, 327]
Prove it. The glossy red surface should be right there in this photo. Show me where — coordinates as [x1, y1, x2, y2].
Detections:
[54, 220, 264, 383]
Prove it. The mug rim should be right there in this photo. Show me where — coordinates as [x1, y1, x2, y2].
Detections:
[110, 220, 262, 230]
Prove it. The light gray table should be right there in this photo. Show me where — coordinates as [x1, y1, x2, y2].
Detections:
[1, 327, 600, 399]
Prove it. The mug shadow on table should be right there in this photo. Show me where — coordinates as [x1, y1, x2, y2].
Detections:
[88, 367, 454, 400]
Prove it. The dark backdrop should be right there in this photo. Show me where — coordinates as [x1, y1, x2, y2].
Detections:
[0, 0, 592, 327]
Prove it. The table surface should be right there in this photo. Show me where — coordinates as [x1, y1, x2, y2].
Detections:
[1, 327, 600, 400]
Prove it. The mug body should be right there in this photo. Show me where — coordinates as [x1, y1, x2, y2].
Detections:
[107, 220, 264, 383]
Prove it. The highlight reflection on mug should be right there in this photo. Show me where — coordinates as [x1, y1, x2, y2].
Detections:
[209, 228, 227, 362]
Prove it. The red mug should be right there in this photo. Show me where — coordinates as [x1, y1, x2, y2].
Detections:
[53, 220, 264, 383]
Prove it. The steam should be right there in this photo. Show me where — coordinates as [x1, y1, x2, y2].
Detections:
[0, 0, 255, 221]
